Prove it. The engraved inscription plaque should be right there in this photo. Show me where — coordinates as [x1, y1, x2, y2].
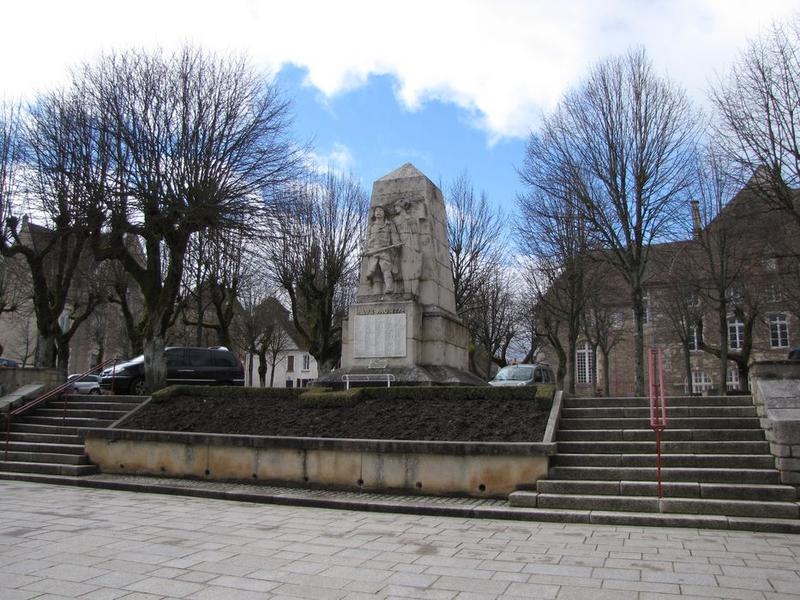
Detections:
[354, 313, 407, 358]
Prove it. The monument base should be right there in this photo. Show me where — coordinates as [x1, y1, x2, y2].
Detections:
[314, 364, 486, 388]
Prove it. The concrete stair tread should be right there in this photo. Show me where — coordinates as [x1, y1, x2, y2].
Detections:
[564, 396, 754, 408]
[2, 451, 90, 465]
[558, 429, 766, 441]
[535, 479, 797, 501]
[4, 441, 85, 454]
[525, 492, 798, 518]
[0, 460, 98, 475]
[549, 465, 781, 483]
[557, 441, 770, 454]
[552, 453, 775, 468]
[562, 407, 757, 417]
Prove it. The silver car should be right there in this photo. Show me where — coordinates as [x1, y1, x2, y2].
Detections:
[489, 364, 554, 387]
[67, 374, 102, 394]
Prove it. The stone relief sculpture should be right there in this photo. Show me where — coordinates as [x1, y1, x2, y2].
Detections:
[363, 205, 402, 294]
[392, 196, 427, 298]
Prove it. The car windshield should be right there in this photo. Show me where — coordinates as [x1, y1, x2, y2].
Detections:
[494, 366, 534, 381]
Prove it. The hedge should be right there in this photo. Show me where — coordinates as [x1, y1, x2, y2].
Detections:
[150, 383, 555, 410]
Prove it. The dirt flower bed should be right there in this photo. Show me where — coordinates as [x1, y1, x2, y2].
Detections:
[121, 387, 551, 442]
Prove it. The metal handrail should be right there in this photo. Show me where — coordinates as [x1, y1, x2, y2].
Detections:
[4, 357, 119, 460]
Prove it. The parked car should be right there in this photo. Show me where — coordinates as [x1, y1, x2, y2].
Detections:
[0, 357, 19, 368]
[488, 363, 555, 387]
[788, 348, 800, 360]
[99, 346, 245, 395]
[67, 373, 102, 394]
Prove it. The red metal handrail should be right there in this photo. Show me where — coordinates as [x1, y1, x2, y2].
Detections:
[4, 357, 119, 460]
[648, 347, 668, 498]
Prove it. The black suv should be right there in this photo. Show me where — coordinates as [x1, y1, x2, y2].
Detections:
[100, 347, 244, 395]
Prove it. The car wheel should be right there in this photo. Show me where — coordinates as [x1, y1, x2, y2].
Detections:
[129, 378, 148, 395]
[90, 388, 101, 395]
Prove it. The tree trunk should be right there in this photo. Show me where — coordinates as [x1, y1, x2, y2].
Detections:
[717, 307, 729, 395]
[55, 340, 70, 379]
[683, 343, 692, 395]
[602, 348, 611, 397]
[566, 336, 577, 395]
[143, 333, 167, 393]
[247, 353, 254, 386]
[632, 287, 645, 397]
[35, 333, 56, 368]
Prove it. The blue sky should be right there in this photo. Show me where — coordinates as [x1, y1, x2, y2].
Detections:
[2, 1, 798, 214]
[279, 65, 525, 211]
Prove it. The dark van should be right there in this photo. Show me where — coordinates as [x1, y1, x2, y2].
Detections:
[99, 347, 244, 395]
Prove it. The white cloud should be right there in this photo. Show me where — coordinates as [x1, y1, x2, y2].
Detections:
[2, 0, 797, 140]
[308, 142, 355, 175]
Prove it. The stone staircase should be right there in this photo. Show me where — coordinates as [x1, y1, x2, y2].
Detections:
[510, 395, 799, 522]
[0, 394, 143, 482]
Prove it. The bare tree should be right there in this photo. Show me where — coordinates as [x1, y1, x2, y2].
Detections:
[582, 273, 626, 397]
[522, 48, 700, 395]
[446, 172, 504, 316]
[516, 170, 595, 393]
[462, 269, 516, 378]
[712, 16, 800, 227]
[84, 46, 303, 392]
[265, 170, 367, 372]
[2, 89, 109, 373]
[0, 102, 23, 320]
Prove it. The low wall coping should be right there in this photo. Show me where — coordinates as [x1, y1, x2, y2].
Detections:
[81, 427, 556, 457]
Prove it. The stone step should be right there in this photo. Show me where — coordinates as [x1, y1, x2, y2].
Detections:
[563, 396, 753, 408]
[559, 417, 761, 430]
[552, 453, 776, 469]
[561, 406, 756, 419]
[3, 441, 85, 455]
[5, 432, 83, 445]
[557, 440, 770, 454]
[35, 408, 129, 420]
[535, 480, 797, 501]
[10, 423, 86, 436]
[0, 460, 98, 476]
[60, 394, 144, 403]
[517, 493, 799, 519]
[46, 401, 140, 411]
[1, 451, 90, 465]
[549, 466, 782, 484]
[557, 428, 766, 442]
[19, 416, 115, 428]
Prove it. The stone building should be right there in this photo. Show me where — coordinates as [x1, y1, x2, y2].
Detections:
[538, 177, 799, 396]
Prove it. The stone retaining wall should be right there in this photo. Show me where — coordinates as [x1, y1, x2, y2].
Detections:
[750, 361, 800, 486]
[83, 429, 554, 498]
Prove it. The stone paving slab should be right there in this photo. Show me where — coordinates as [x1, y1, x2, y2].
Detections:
[1, 480, 799, 599]
[3, 471, 800, 534]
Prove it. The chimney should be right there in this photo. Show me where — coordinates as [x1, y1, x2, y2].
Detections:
[690, 200, 702, 240]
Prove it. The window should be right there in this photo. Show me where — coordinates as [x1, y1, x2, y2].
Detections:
[287, 355, 295, 372]
[691, 371, 713, 394]
[726, 367, 740, 391]
[302, 353, 310, 371]
[766, 283, 785, 303]
[728, 317, 744, 350]
[576, 342, 595, 384]
[187, 349, 211, 367]
[769, 313, 789, 349]
[688, 324, 702, 352]
[285, 379, 294, 388]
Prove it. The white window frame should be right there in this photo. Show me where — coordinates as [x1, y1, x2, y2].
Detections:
[728, 316, 744, 350]
[691, 371, 713, 394]
[726, 367, 740, 392]
[768, 313, 789, 349]
[302, 353, 311, 371]
[576, 341, 595, 384]
[688, 324, 702, 352]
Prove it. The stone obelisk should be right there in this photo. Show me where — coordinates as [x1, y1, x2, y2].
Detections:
[330, 163, 482, 385]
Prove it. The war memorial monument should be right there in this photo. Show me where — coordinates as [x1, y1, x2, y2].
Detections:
[321, 163, 483, 386]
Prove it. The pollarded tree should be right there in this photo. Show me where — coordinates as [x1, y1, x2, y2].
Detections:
[2, 89, 110, 372]
[86, 46, 303, 392]
[521, 48, 700, 396]
[265, 170, 367, 372]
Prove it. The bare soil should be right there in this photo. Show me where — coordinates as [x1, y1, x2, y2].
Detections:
[123, 394, 549, 442]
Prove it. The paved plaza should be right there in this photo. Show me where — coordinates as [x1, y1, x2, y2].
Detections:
[1, 480, 799, 600]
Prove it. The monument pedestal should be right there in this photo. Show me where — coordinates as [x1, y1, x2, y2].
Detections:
[315, 163, 485, 387]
